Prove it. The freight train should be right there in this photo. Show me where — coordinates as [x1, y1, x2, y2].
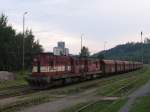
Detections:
[26, 53, 143, 89]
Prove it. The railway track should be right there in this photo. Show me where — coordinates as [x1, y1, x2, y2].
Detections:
[0, 71, 138, 100]
[0, 68, 145, 112]
[73, 78, 140, 112]
[0, 86, 36, 99]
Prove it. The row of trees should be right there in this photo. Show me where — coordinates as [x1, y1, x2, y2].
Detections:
[94, 40, 150, 64]
[0, 14, 43, 71]
[80, 46, 90, 57]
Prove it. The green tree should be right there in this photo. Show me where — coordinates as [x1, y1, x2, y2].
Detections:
[80, 46, 90, 57]
[97, 53, 104, 60]
[0, 14, 16, 70]
[0, 14, 43, 71]
[93, 42, 150, 64]
[24, 30, 43, 69]
[144, 38, 150, 44]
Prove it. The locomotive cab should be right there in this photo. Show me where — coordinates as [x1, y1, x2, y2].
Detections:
[27, 53, 54, 89]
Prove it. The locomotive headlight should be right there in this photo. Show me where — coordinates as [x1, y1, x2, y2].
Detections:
[32, 66, 38, 72]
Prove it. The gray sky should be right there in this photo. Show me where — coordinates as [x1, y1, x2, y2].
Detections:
[1, 0, 150, 54]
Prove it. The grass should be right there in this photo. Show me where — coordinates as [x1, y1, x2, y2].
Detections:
[61, 65, 150, 112]
[96, 65, 150, 96]
[0, 71, 29, 99]
[52, 65, 150, 96]
[1, 65, 150, 112]
[0, 71, 27, 91]
[61, 102, 89, 112]
[0, 96, 50, 112]
[0, 93, 66, 112]
[130, 94, 150, 112]
[61, 99, 127, 112]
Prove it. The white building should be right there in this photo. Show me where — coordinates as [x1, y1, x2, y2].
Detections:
[65, 48, 69, 55]
[53, 42, 69, 56]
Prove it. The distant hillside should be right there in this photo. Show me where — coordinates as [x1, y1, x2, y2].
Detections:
[93, 38, 150, 64]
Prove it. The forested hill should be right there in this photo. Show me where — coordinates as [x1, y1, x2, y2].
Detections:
[93, 39, 150, 64]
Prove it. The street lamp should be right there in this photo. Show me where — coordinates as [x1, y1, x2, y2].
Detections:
[141, 31, 143, 63]
[80, 34, 84, 57]
[22, 12, 28, 71]
[104, 41, 107, 59]
[104, 41, 107, 51]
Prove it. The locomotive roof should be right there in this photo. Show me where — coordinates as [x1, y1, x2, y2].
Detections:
[115, 60, 125, 64]
[102, 60, 115, 64]
[38, 52, 54, 55]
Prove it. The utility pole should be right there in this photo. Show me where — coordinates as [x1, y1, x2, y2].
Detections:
[104, 41, 107, 59]
[80, 34, 84, 57]
[23, 12, 28, 71]
[141, 31, 143, 63]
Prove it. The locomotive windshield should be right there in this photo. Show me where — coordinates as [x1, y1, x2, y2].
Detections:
[32, 57, 40, 73]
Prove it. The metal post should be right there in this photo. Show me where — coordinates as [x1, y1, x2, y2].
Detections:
[141, 31, 143, 63]
[81, 34, 83, 57]
[23, 12, 27, 71]
[104, 41, 107, 59]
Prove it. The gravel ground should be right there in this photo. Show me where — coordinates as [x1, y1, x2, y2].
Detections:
[20, 88, 97, 112]
[0, 96, 19, 106]
[119, 80, 150, 112]
[20, 88, 119, 112]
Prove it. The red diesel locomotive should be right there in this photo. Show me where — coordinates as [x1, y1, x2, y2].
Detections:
[27, 53, 143, 89]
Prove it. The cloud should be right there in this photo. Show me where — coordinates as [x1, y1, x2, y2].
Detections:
[1, 0, 150, 54]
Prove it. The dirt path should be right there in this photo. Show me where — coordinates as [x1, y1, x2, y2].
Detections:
[0, 87, 34, 106]
[20, 88, 119, 112]
[20, 88, 97, 112]
[0, 96, 19, 106]
[119, 80, 150, 112]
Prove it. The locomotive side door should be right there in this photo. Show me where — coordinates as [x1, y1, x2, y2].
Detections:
[84, 59, 88, 72]
[70, 57, 75, 73]
[37, 60, 40, 73]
